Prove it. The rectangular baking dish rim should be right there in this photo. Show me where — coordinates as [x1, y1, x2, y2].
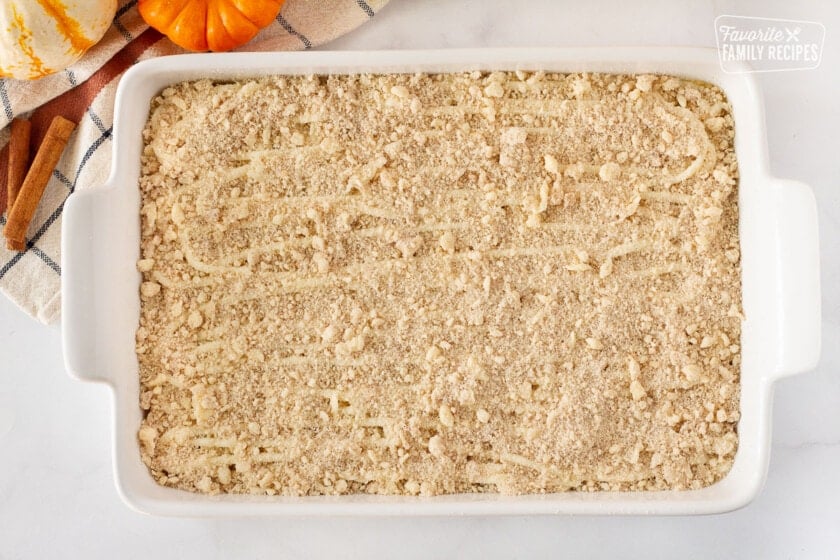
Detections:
[60, 47, 821, 516]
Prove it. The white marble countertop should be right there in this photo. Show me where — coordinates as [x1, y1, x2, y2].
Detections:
[1, 0, 838, 557]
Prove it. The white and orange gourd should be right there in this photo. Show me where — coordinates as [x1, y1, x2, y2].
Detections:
[0, 0, 117, 80]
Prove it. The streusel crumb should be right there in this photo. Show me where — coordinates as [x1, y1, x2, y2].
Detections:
[136, 71, 741, 496]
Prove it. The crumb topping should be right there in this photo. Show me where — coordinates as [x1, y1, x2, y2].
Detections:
[136, 71, 741, 496]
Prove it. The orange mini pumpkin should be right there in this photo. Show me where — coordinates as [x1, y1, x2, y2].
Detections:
[138, 0, 285, 52]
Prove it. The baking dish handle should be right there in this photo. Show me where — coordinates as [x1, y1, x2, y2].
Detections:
[61, 185, 117, 384]
[770, 178, 821, 378]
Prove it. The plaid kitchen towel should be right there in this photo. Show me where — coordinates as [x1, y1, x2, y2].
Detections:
[0, 0, 389, 324]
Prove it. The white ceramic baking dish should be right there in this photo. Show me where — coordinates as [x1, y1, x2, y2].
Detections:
[61, 48, 820, 516]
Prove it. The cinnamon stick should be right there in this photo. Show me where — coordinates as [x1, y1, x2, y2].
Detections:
[4, 116, 76, 251]
[6, 118, 32, 214]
